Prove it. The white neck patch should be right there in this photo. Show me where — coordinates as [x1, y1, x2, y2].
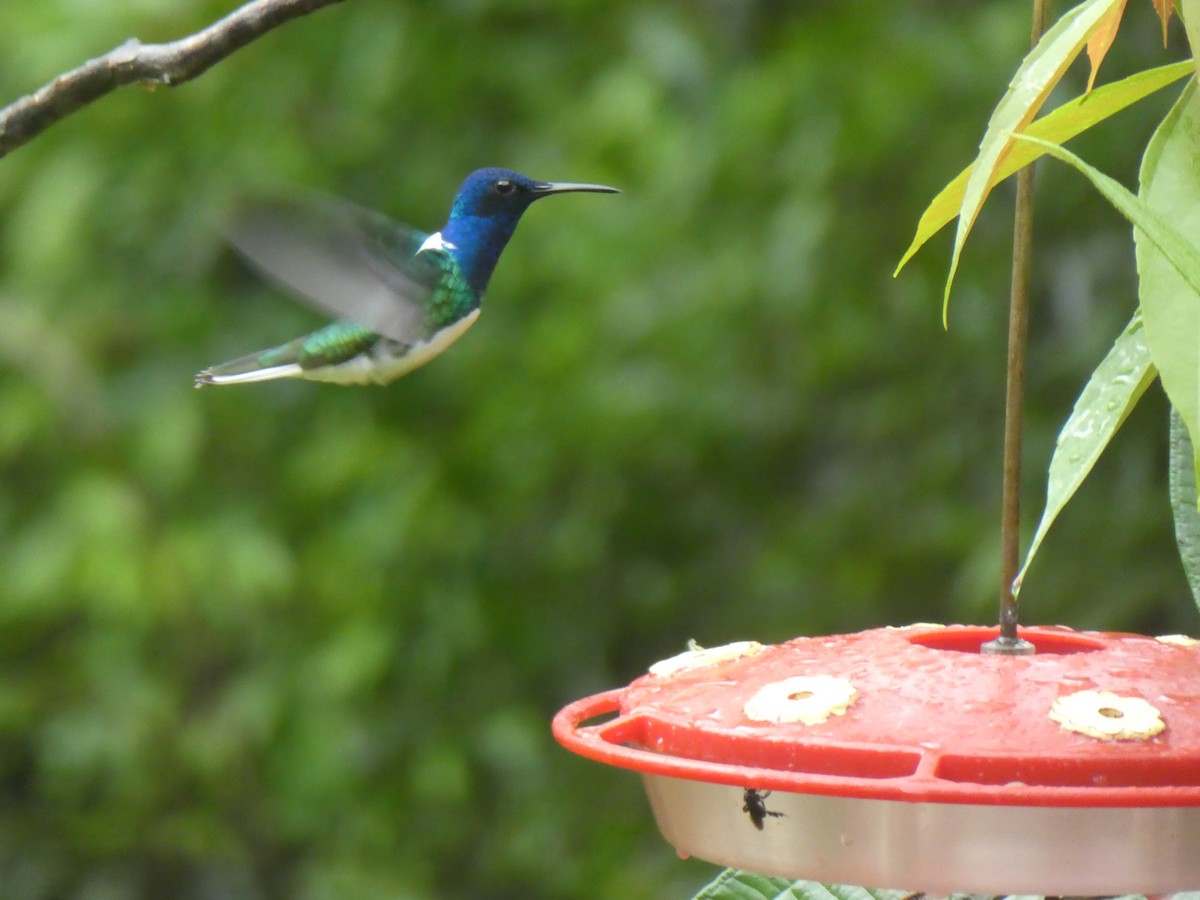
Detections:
[418, 231, 457, 254]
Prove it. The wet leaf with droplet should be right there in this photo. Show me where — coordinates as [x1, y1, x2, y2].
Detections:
[1016, 313, 1156, 594]
[1169, 407, 1200, 613]
[1136, 78, 1200, 499]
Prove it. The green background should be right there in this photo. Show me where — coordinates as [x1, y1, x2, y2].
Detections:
[0, 2, 1193, 897]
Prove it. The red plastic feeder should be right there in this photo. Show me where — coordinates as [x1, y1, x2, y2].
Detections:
[553, 624, 1200, 895]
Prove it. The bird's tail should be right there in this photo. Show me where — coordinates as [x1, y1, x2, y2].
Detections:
[194, 346, 304, 388]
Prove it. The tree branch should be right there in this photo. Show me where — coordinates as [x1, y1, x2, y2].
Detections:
[0, 0, 348, 160]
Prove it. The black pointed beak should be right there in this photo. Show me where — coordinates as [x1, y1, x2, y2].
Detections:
[531, 181, 620, 196]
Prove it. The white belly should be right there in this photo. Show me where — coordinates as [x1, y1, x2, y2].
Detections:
[309, 308, 482, 385]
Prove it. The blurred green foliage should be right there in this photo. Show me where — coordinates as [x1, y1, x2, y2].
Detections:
[0, 2, 1195, 897]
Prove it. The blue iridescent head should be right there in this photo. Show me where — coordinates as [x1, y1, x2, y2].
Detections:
[440, 167, 618, 295]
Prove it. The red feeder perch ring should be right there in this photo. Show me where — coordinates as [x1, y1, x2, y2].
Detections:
[552, 624, 1200, 895]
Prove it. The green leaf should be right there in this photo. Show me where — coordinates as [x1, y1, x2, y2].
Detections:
[688, 875, 1134, 900]
[1136, 77, 1200, 500]
[1015, 313, 1157, 595]
[787, 887, 911, 900]
[895, 59, 1192, 276]
[940, 0, 1126, 325]
[692, 869, 797, 900]
[1183, 0, 1200, 77]
[1012, 130, 1200, 301]
[1169, 406, 1200, 613]
[691, 873, 916, 900]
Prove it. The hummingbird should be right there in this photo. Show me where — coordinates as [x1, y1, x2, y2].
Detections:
[195, 167, 618, 387]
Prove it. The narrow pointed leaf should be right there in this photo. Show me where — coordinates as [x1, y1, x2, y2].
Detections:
[941, 0, 1125, 325]
[1014, 121, 1200, 514]
[1013, 131, 1200, 298]
[1153, 0, 1176, 45]
[1135, 78, 1200, 489]
[1086, 0, 1128, 92]
[1169, 406, 1200, 613]
[895, 60, 1191, 275]
[1015, 313, 1156, 594]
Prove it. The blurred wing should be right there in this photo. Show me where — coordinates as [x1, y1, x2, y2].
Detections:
[224, 195, 444, 344]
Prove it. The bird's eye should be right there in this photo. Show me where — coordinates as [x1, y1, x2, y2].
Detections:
[495, 179, 514, 194]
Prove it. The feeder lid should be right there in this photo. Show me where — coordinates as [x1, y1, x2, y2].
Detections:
[553, 625, 1200, 894]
